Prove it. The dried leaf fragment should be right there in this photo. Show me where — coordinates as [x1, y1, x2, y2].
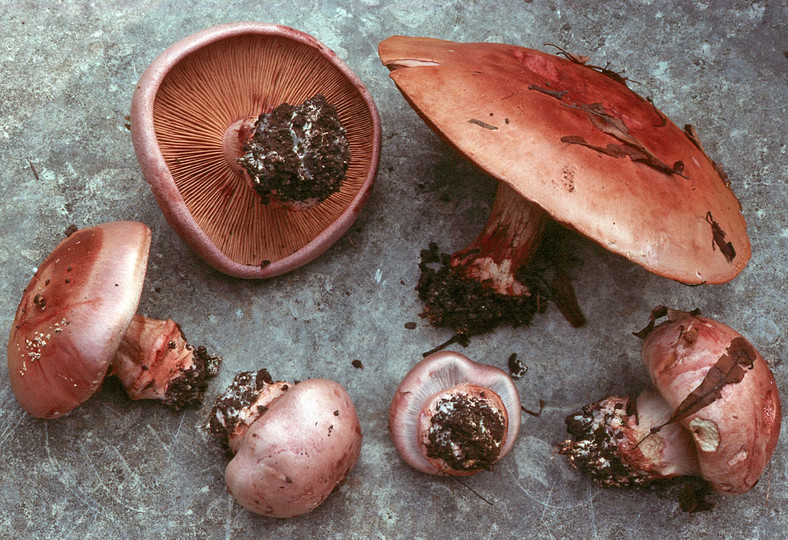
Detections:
[468, 118, 498, 131]
[632, 305, 701, 340]
[706, 212, 736, 263]
[561, 102, 687, 177]
[652, 337, 757, 433]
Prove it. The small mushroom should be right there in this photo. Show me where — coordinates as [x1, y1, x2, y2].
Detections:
[558, 307, 781, 495]
[207, 370, 362, 518]
[378, 37, 750, 337]
[389, 351, 521, 476]
[6, 221, 220, 419]
[132, 22, 381, 278]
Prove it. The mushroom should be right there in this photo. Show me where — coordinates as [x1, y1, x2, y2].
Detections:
[389, 351, 521, 476]
[131, 22, 381, 279]
[558, 307, 781, 495]
[378, 36, 750, 337]
[207, 369, 362, 518]
[7, 221, 220, 419]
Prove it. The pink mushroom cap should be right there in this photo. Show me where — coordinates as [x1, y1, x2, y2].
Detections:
[7, 221, 150, 418]
[641, 310, 782, 494]
[216, 376, 362, 518]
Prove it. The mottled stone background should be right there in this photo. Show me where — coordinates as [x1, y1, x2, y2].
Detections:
[1, 1, 786, 538]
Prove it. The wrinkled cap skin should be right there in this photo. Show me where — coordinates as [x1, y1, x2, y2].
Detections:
[7, 222, 151, 418]
[378, 36, 750, 284]
[389, 351, 521, 475]
[224, 379, 362, 518]
[642, 313, 782, 494]
[132, 21, 381, 279]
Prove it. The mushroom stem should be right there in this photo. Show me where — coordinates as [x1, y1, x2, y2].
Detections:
[558, 386, 701, 488]
[417, 183, 585, 336]
[222, 116, 258, 175]
[111, 314, 221, 410]
[452, 183, 547, 296]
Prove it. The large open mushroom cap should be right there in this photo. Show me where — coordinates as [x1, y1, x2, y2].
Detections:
[379, 36, 750, 284]
[132, 22, 381, 279]
[7, 222, 150, 418]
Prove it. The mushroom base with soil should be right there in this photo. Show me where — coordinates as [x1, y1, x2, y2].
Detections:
[389, 351, 521, 476]
[417, 183, 585, 342]
[236, 94, 351, 209]
[112, 314, 221, 410]
[558, 387, 700, 488]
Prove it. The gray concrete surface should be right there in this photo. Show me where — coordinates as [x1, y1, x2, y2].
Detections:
[1, 1, 786, 538]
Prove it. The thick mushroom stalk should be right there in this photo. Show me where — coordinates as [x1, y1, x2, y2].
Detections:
[417, 184, 585, 338]
[559, 308, 781, 495]
[389, 351, 521, 476]
[451, 184, 547, 297]
[112, 315, 221, 410]
[558, 388, 701, 487]
[207, 370, 362, 518]
[7, 222, 220, 419]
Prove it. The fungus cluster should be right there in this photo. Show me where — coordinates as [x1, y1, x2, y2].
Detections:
[5, 22, 782, 528]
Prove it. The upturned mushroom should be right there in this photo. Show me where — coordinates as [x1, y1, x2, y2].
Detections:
[207, 369, 362, 518]
[132, 22, 381, 279]
[558, 307, 781, 495]
[7, 221, 220, 419]
[389, 351, 521, 476]
[378, 36, 750, 338]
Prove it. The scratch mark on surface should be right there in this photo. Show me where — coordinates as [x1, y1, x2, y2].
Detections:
[62, 507, 92, 540]
[587, 483, 598, 538]
[42, 433, 109, 521]
[111, 444, 139, 487]
[509, 470, 599, 509]
[0, 410, 25, 449]
[78, 440, 148, 513]
[173, 412, 186, 444]
[225, 492, 235, 540]
[540, 477, 556, 520]
[146, 423, 174, 461]
[44, 421, 59, 471]
[98, 402, 123, 419]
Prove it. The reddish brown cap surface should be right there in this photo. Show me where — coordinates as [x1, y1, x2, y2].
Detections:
[642, 312, 781, 494]
[132, 22, 381, 279]
[7, 222, 150, 418]
[379, 36, 750, 284]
